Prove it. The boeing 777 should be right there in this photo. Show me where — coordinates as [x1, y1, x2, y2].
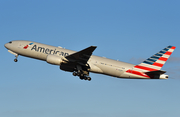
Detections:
[4, 40, 176, 81]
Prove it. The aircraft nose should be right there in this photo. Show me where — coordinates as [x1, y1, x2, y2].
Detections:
[4, 41, 12, 49]
[4, 43, 8, 49]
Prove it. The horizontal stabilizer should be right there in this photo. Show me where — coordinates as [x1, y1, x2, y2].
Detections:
[145, 70, 166, 75]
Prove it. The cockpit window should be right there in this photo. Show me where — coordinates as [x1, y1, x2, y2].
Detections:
[9, 41, 12, 44]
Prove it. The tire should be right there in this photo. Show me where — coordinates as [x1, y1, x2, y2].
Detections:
[73, 72, 77, 76]
[84, 77, 87, 80]
[14, 59, 18, 62]
[87, 77, 91, 81]
[80, 76, 84, 80]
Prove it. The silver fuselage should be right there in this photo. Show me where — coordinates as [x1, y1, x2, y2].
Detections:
[5, 40, 167, 79]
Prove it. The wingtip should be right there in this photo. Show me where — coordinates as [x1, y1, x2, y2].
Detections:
[91, 46, 97, 48]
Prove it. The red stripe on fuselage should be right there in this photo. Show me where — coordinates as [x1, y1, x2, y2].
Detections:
[126, 70, 150, 78]
[134, 65, 158, 71]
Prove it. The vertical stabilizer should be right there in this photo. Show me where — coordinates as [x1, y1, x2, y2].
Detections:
[133, 46, 176, 73]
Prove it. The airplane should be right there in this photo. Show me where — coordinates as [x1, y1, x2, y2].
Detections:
[4, 40, 176, 81]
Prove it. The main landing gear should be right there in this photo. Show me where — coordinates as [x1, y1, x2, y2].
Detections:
[73, 65, 92, 81]
[72, 71, 91, 81]
[14, 55, 18, 62]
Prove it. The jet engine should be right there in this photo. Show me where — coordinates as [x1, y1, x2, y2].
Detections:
[46, 54, 63, 65]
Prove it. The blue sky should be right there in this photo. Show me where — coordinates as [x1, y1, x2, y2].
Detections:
[1, 0, 180, 117]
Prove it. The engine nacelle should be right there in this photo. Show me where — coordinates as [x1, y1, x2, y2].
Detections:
[46, 54, 63, 65]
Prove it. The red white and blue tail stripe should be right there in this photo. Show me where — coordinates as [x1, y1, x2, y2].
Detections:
[134, 45, 176, 73]
[126, 45, 176, 79]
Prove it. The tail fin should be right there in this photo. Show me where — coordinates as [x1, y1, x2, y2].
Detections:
[133, 45, 176, 73]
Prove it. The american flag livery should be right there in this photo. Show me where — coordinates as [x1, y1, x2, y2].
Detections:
[126, 46, 176, 78]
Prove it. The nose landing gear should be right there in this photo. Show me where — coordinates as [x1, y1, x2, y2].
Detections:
[14, 55, 18, 62]
[14, 59, 18, 62]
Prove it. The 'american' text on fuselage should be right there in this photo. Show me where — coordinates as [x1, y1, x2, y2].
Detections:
[31, 45, 69, 57]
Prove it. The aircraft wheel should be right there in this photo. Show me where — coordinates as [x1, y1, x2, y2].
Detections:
[87, 77, 91, 81]
[14, 59, 18, 62]
[73, 72, 77, 76]
[84, 77, 88, 80]
[80, 74, 84, 77]
[77, 72, 81, 76]
[80, 76, 84, 80]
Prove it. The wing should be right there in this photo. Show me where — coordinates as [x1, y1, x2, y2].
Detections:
[60, 46, 97, 77]
[65, 46, 97, 65]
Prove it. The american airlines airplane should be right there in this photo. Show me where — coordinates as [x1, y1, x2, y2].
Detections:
[4, 40, 176, 81]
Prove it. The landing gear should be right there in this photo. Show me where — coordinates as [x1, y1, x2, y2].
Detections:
[79, 75, 91, 81]
[82, 76, 91, 81]
[14, 55, 19, 62]
[72, 65, 92, 81]
[73, 72, 77, 76]
[14, 59, 18, 62]
[80, 76, 84, 80]
[87, 77, 91, 81]
[72, 71, 92, 81]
